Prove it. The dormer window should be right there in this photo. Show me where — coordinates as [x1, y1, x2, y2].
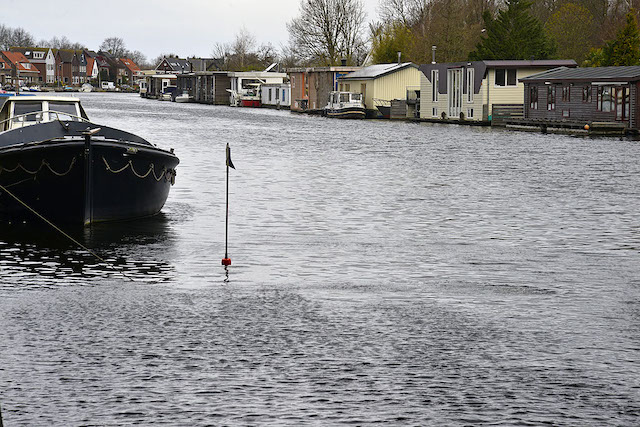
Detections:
[34, 51, 44, 59]
[23, 63, 31, 69]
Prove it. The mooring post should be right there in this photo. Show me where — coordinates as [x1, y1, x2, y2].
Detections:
[82, 127, 101, 226]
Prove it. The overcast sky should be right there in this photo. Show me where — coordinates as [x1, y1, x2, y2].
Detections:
[2, 0, 380, 61]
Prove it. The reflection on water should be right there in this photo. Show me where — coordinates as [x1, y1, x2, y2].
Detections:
[1, 93, 639, 425]
[0, 212, 175, 286]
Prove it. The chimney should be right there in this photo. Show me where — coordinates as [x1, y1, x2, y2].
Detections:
[397, 51, 401, 64]
[341, 58, 347, 66]
[432, 46, 437, 64]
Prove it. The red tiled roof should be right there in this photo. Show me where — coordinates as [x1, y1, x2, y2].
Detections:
[1, 51, 38, 72]
[119, 58, 141, 72]
[86, 57, 95, 73]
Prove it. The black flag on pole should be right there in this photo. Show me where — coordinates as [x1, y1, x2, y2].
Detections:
[226, 143, 235, 169]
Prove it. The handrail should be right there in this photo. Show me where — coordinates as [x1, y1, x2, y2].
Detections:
[0, 110, 91, 128]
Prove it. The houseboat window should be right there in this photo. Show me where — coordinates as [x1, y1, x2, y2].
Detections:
[495, 69, 517, 87]
[352, 93, 362, 101]
[49, 102, 79, 120]
[432, 107, 438, 117]
[467, 68, 474, 103]
[13, 102, 43, 122]
[597, 86, 613, 112]
[562, 110, 570, 118]
[562, 86, 570, 102]
[345, 83, 350, 91]
[431, 70, 439, 102]
[276, 88, 280, 100]
[582, 86, 592, 103]
[467, 108, 474, 118]
[340, 93, 350, 102]
[613, 87, 629, 120]
[530, 86, 538, 110]
[547, 86, 556, 111]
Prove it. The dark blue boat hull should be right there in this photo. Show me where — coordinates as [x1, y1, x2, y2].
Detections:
[0, 123, 178, 224]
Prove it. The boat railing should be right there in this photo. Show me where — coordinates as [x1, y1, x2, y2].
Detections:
[0, 110, 91, 130]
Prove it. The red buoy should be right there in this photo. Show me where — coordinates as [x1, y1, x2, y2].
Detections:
[222, 258, 231, 266]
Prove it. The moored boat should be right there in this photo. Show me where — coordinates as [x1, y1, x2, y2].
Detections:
[324, 91, 365, 119]
[0, 95, 179, 225]
[174, 92, 192, 103]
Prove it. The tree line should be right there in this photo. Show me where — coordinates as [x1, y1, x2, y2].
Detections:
[0, 25, 150, 68]
[4, 0, 640, 71]
[370, 0, 640, 66]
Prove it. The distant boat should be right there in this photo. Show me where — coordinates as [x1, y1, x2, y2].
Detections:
[174, 92, 192, 103]
[0, 95, 179, 225]
[324, 91, 366, 119]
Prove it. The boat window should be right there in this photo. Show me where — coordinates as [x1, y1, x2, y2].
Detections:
[340, 93, 349, 102]
[13, 102, 43, 122]
[352, 93, 362, 101]
[49, 102, 79, 120]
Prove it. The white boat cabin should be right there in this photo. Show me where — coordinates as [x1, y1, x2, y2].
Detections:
[0, 96, 89, 132]
[326, 91, 364, 110]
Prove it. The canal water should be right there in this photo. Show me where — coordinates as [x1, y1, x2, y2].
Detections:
[0, 93, 639, 425]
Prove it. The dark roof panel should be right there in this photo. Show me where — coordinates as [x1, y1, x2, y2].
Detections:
[522, 65, 640, 82]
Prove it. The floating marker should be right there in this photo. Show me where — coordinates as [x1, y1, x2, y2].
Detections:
[222, 143, 235, 266]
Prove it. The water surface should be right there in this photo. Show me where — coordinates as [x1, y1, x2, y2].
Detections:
[1, 93, 639, 425]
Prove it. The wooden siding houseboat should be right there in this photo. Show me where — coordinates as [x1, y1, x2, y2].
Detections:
[518, 65, 640, 134]
[288, 66, 360, 112]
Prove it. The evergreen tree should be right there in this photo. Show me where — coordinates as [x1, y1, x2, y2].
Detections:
[602, 11, 640, 66]
[468, 0, 555, 60]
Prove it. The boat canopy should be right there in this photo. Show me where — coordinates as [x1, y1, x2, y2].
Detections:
[0, 96, 89, 132]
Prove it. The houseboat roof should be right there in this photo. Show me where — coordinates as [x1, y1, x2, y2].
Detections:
[521, 65, 640, 83]
[340, 62, 417, 80]
[481, 60, 577, 69]
[286, 66, 361, 73]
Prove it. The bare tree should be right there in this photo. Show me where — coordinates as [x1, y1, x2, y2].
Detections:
[42, 35, 86, 50]
[99, 37, 127, 57]
[126, 50, 147, 67]
[0, 25, 35, 49]
[287, 0, 367, 65]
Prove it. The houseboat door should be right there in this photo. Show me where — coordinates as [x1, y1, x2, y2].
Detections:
[448, 68, 463, 118]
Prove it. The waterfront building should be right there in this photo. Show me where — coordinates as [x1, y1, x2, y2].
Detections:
[0, 56, 12, 85]
[337, 62, 422, 118]
[419, 60, 577, 124]
[73, 51, 87, 85]
[119, 58, 142, 84]
[228, 70, 287, 106]
[261, 83, 291, 108]
[520, 65, 640, 131]
[155, 57, 192, 74]
[54, 49, 75, 85]
[86, 55, 98, 81]
[287, 65, 360, 112]
[176, 71, 232, 104]
[9, 47, 55, 84]
[1, 51, 40, 85]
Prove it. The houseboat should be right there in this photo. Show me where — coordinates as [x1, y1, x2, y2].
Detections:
[324, 91, 365, 119]
[0, 95, 179, 224]
[517, 65, 640, 134]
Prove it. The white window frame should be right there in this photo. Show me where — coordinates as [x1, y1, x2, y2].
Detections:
[494, 68, 517, 87]
[467, 68, 474, 103]
[431, 70, 439, 102]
